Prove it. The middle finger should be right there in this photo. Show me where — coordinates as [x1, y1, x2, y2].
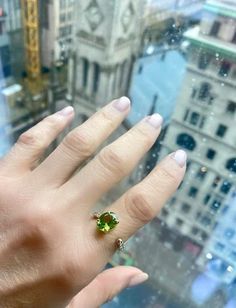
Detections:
[62, 113, 163, 206]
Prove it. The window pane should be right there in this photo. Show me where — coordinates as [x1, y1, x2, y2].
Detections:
[2, 1, 236, 307]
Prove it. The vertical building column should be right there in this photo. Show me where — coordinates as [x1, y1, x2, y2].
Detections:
[86, 61, 94, 97]
[75, 58, 84, 92]
[96, 69, 110, 107]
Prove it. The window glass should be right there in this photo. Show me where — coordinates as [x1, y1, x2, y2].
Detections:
[1, 1, 236, 307]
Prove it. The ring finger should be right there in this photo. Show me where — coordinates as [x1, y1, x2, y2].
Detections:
[93, 150, 186, 255]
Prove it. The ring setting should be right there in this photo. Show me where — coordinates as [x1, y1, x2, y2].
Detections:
[95, 211, 119, 233]
[93, 211, 125, 251]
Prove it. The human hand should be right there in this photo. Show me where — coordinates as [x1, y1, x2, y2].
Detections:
[0, 97, 186, 307]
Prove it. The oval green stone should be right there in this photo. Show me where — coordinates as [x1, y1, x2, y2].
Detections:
[97, 211, 119, 233]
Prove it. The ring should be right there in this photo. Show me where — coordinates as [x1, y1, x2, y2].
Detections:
[94, 211, 119, 233]
[93, 212, 125, 251]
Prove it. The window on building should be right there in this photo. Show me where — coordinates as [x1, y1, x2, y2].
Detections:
[226, 158, 236, 173]
[211, 199, 222, 212]
[196, 166, 207, 180]
[212, 176, 221, 188]
[199, 116, 206, 129]
[191, 87, 197, 99]
[176, 133, 196, 151]
[188, 186, 198, 198]
[200, 215, 211, 227]
[216, 124, 227, 137]
[219, 60, 231, 77]
[198, 82, 211, 101]
[93, 63, 100, 93]
[183, 109, 189, 121]
[206, 148, 216, 160]
[224, 228, 235, 240]
[226, 101, 236, 114]
[215, 242, 225, 252]
[204, 194, 211, 205]
[220, 181, 232, 194]
[198, 53, 211, 70]
[222, 205, 229, 215]
[181, 203, 191, 213]
[161, 209, 169, 217]
[170, 197, 176, 206]
[60, 13, 66, 23]
[190, 112, 200, 125]
[210, 20, 221, 36]
[200, 232, 208, 241]
[191, 226, 199, 235]
[82, 58, 89, 88]
[176, 218, 184, 226]
[208, 95, 215, 105]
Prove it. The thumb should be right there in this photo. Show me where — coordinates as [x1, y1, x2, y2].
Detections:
[67, 266, 148, 308]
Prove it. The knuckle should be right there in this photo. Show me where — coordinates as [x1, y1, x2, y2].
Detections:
[157, 165, 179, 186]
[20, 209, 57, 247]
[43, 114, 60, 128]
[17, 130, 43, 149]
[63, 130, 94, 159]
[125, 189, 155, 224]
[98, 147, 126, 176]
[99, 109, 115, 130]
[133, 126, 154, 148]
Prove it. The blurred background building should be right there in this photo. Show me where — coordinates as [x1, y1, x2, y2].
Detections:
[1, 0, 236, 307]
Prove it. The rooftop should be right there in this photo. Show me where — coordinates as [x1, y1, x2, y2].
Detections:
[204, 0, 236, 19]
[184, 26, 236, 60]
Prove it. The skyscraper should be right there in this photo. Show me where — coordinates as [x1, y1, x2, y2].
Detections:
[158, 0, 236, 257]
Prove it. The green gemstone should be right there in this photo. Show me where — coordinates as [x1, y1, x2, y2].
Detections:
[97, 211, 119, 233]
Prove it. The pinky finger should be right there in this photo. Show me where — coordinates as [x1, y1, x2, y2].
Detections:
[1, 106, 74, 175]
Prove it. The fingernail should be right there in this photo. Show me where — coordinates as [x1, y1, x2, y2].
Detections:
[113, 96, 131, 112]
[57, 106, 74, 116]
[128, 273, 149, 287]
[146, 113, 163, 128]
[172, 149, 187, 167]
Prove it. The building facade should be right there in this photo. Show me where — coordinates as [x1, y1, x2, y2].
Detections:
[67, 0, 144, 122]
[0, 0, 24, 84]
[158, 0, 236, 267]
[41, 0, 75, 68]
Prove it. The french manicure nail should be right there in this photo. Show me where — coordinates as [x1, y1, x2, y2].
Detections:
[146, 113, 163, 129]
[128, 273, 149, 287]
[172, 149, 187, 167]
[113, 96, 131, 112]
[57, 106, 74, 116]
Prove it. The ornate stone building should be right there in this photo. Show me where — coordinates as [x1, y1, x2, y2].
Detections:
[67, 0, 144, 122]
[158, 0, 236, 266]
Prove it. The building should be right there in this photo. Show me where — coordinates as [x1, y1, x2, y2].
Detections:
[41, 0, 75, 68]
[142, 0, 205, 49]
[157, 0, 236, 264]
[0, 0, 24, 84]
[67, 0, 144, 121]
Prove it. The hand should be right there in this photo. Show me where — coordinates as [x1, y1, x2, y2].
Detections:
[0, 97, 186, 307]
[67, 266, 148, 308]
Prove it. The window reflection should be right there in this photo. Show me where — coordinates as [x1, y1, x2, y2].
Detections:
[1, 0, 236, 307]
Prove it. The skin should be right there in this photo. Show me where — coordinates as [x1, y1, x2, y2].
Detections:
[0, 97, 186, 307]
